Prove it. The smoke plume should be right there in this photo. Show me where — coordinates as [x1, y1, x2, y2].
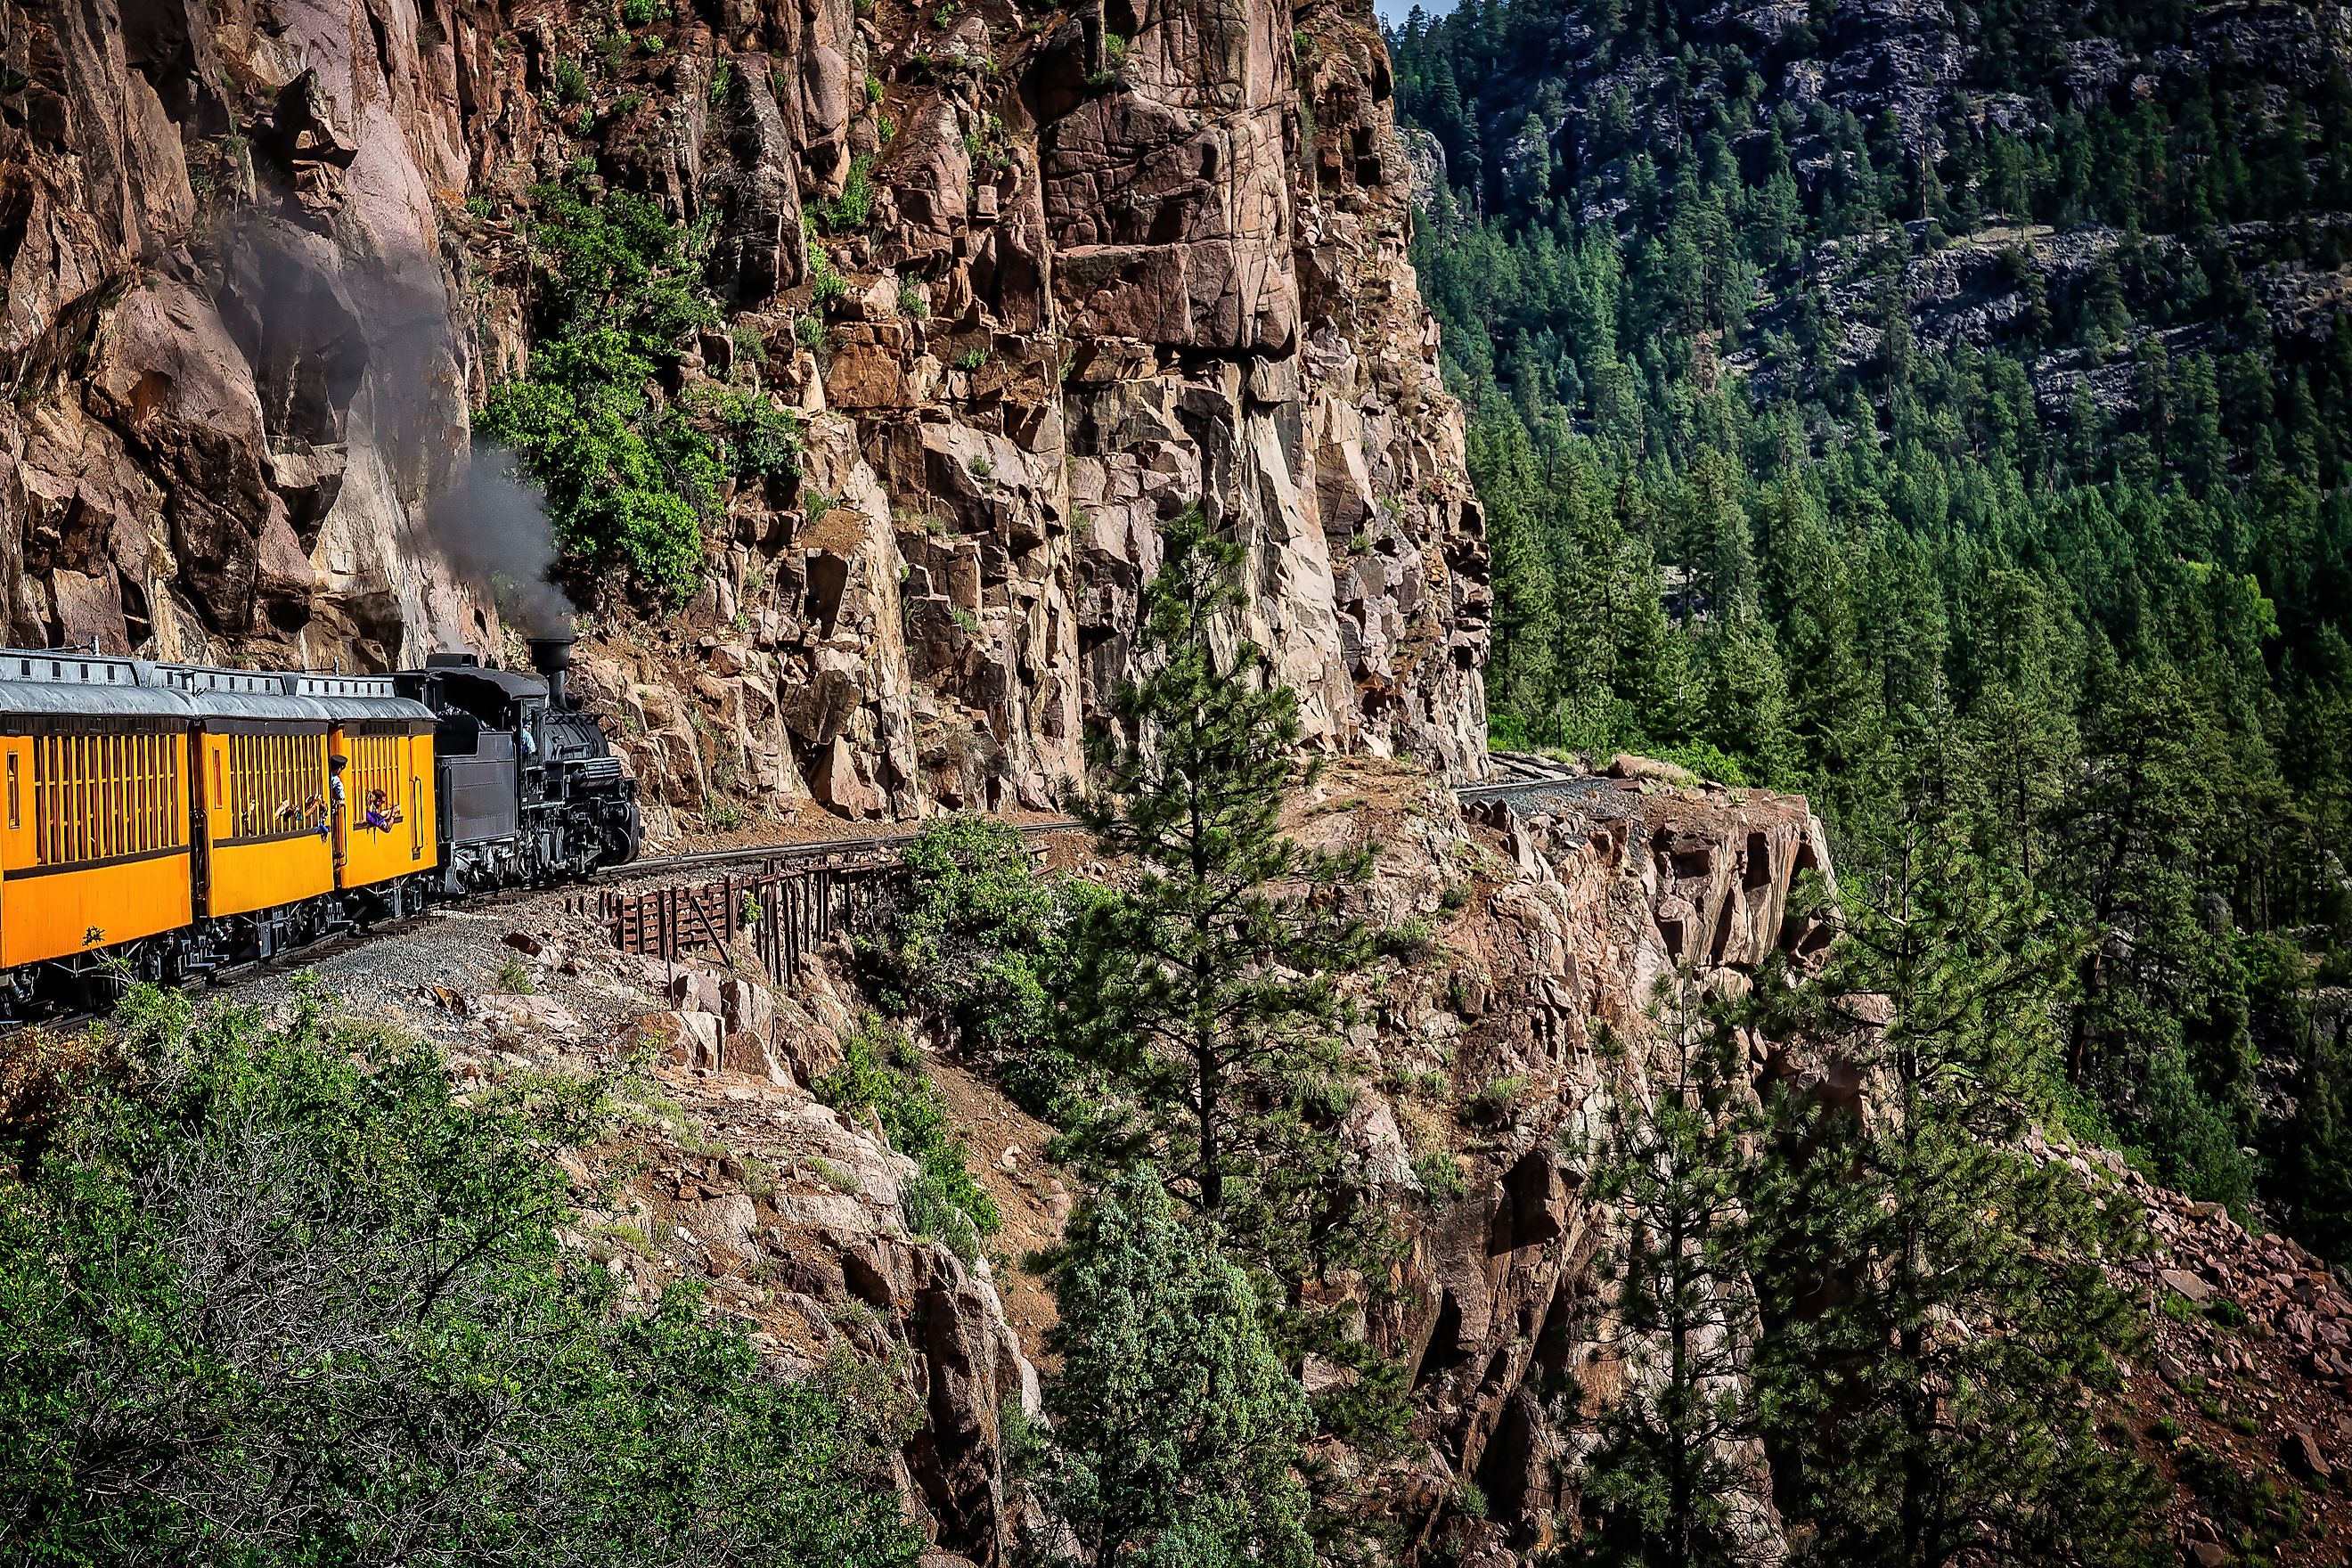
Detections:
[424, 447, 576, 637]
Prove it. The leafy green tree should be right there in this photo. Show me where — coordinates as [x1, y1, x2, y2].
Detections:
[1063, 509, 1376, 1251]
[1695, 601, 1797, 787]
[1755, 475, 1888, 815]
[872, 814, 1105, 1116]
[1027, 1167, 1313, 1568]
[478, 180, 800, 605]
[0, 984, 921, 1567]
[1744, 820, 2162, 1568]
[1564, 981, 1764, 1568]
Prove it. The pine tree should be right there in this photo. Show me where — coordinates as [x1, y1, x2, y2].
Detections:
[1063, 508, 1377, 1258]
[1564, 979, 1765, 1568]
[1028, 1168, 1314, 1568]
[1696, 601, 1796, 786]
[1759, 476, 1880, 811]
[1744, 815, 2162, 1568]
[1678, 448, 1757, 613]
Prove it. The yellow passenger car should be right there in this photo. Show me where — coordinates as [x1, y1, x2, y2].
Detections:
[298, 673, 439, 892]
[0, 653, 197, 968]
[159, 666, 338, 920]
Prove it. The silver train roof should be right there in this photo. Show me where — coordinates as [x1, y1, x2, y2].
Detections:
[0, 652, 435, 727]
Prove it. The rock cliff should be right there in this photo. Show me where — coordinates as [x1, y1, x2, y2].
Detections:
[0, 0, 1490, 822]
[1277, 764, 1833, 1561]
[346, 758, 1837, 1565]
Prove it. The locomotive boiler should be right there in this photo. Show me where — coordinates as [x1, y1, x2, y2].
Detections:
[396, 633, 642, 892]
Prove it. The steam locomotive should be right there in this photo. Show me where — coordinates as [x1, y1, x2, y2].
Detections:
[398, 633, 642, 891]
[0, 631, 639, 1011]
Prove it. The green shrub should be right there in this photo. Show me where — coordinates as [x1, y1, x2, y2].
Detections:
[897, 281, 928, 319]
[475, 181, 725, 604]
[1411, 1149, 1466, 1201]
[813, 1017, 999, 1260]
[0, 985, 925, 1566]
[814, 156, 878, 232]
[1085, 31, 1128, 88]
[808, 249, 849, 305]
[1469, 1073, 1525, 1124]
[678, 385, 803, 484]
[551, 55, 590, 103]
[872, 816, 1101, 1119]
[620, 0, 661, 22]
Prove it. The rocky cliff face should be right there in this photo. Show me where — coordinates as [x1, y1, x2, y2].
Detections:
[1279, 765, 1833, 1561]
[2, 0, 495, 666]
[0, 0, 1489, 821]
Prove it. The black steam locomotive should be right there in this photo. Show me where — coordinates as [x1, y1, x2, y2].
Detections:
[396, 633, 642, 892]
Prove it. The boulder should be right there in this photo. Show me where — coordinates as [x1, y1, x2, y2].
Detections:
[2283, 1427, 2332, 1480]
[2160, 1268, 2215, 1305]
[674, 1010, 723, 1070]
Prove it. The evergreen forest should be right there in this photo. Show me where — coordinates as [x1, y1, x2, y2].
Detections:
[1390, 0, 2352, 1250]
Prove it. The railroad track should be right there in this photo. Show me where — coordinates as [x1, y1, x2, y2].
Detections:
[16, 767, 1564, 1033]
[1452, 750, 1608, 809]
[603, 818, 1080, 882]
[1, 911, 451, 1038]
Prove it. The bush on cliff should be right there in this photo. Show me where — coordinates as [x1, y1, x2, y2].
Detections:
[0, 983, 922, 1568]
[871, 814, 1107, 1119]
[813, 1015, 1000, 1262]
[479, 180, 799, 607]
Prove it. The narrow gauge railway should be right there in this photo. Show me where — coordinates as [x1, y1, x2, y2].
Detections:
[0, 633, 638, 1017]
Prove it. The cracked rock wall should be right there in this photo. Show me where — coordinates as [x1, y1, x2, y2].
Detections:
[1287, 769, 1833, 1560]
[0, 0, 1489, 826]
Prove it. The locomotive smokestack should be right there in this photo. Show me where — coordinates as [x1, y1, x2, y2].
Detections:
[527, 632, 576, 710]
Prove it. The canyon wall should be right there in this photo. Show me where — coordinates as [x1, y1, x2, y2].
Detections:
[1283, 766, 1833, 1561]
[0, 0, 1490, 821]
[468, 762, 1837, 1565]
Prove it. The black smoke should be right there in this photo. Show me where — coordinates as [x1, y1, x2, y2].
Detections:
[423, 448, 576, 637]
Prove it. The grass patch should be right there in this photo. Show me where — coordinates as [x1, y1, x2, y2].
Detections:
[814, 1017, 1000, 1261]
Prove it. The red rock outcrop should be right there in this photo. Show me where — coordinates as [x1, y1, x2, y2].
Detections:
[1273, 761, 1833, 1558]
[1, 0, 1488, 826]
[1, 0, 493, 665]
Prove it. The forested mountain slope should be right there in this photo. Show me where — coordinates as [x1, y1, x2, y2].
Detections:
[1391, 0, 2352, 1255]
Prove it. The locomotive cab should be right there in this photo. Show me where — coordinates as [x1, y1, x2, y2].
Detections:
[394, 637, 639, 891]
